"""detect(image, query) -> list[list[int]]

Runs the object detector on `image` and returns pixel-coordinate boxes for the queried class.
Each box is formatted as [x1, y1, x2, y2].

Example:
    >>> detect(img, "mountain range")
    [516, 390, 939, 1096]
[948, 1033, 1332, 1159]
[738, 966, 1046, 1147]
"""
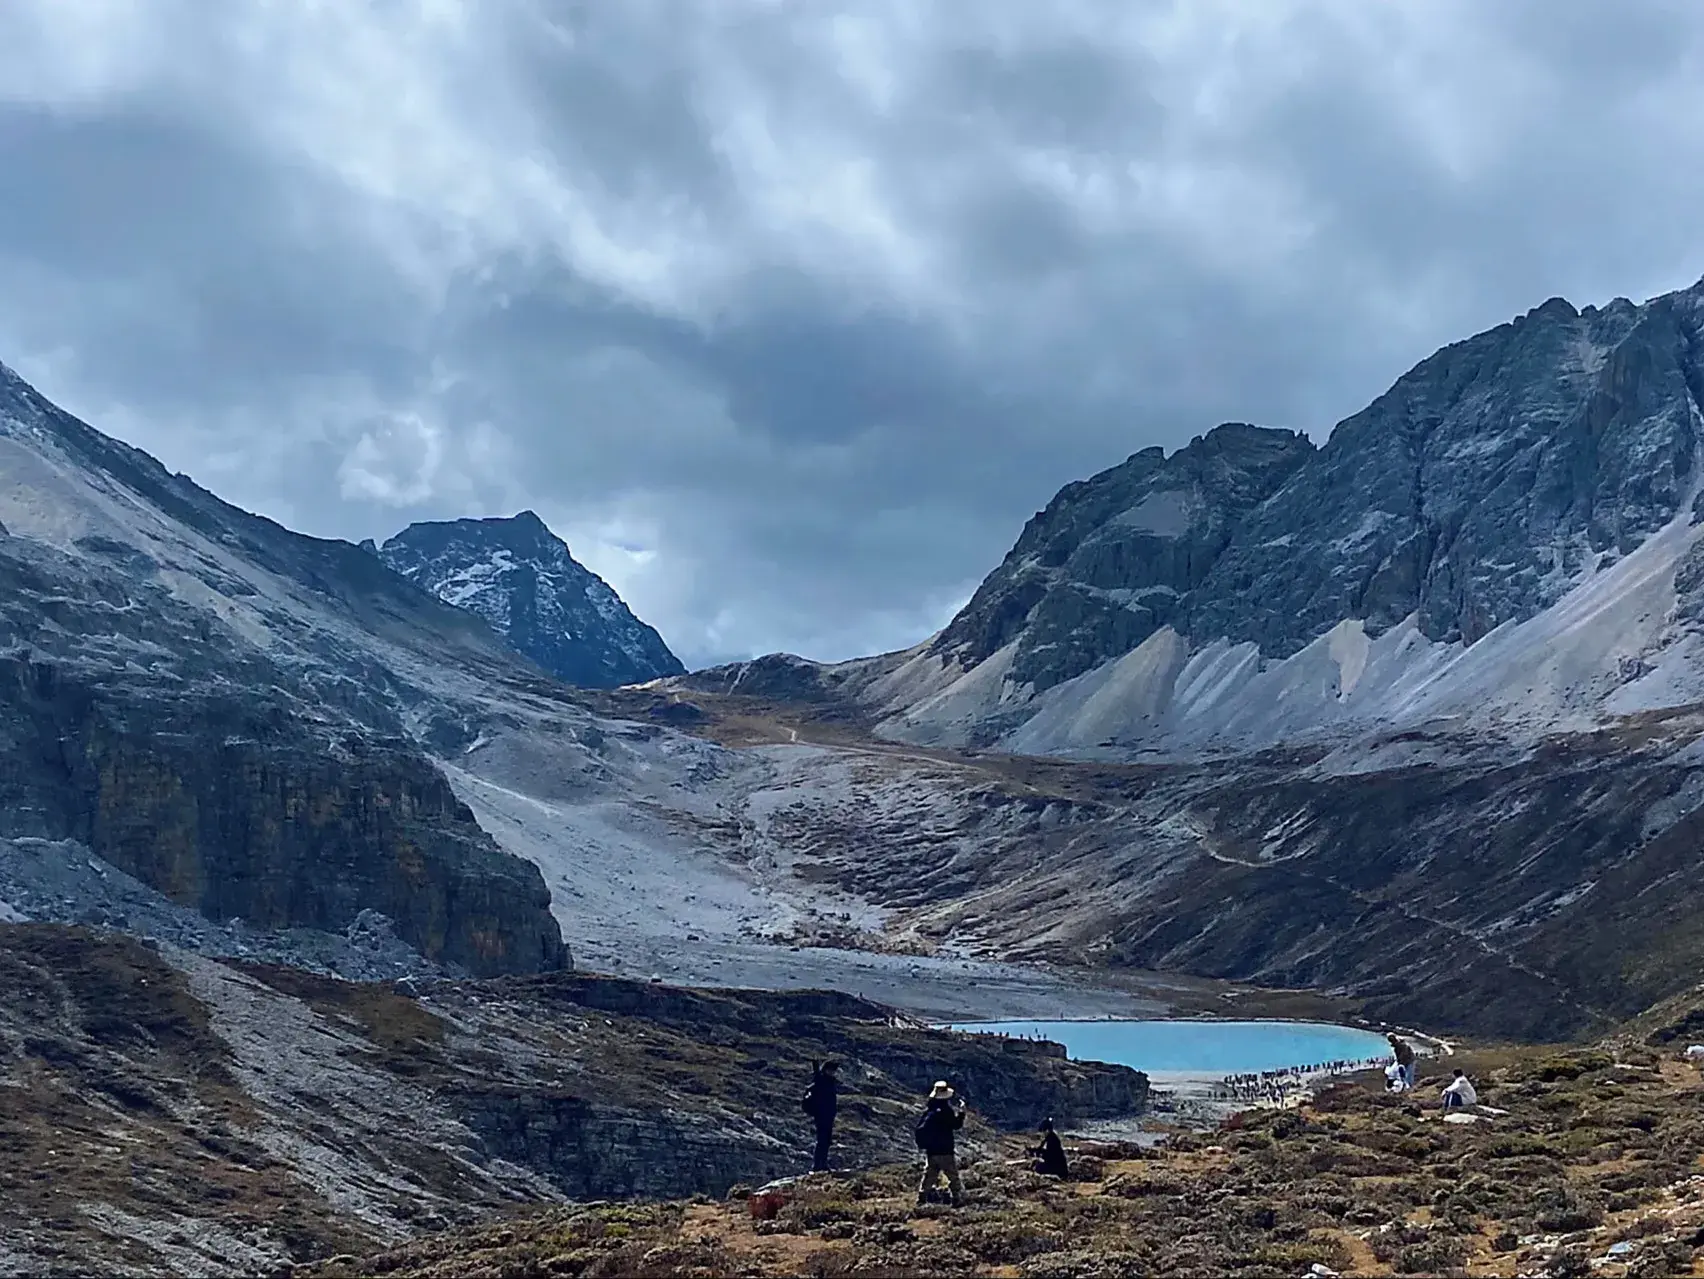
[13, 276, 1704, 1267]
[684, 278, 1704, 761]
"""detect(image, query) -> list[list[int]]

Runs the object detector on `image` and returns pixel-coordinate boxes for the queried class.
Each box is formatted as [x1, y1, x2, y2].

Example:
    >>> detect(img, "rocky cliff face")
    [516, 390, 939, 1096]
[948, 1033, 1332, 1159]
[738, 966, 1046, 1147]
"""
[0, 361, 569, 975]
[380, 513, 683, 689]
[935, 423, 1316, 692]
[1188, 292, 1704, 653]
[846, 278, 1704, 755]
[946, 288, 1704, 676]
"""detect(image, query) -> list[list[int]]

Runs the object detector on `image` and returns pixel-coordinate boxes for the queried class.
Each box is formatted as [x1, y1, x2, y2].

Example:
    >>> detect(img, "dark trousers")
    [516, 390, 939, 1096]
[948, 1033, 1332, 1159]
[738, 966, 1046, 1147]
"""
[812, 1122, 834, 1171]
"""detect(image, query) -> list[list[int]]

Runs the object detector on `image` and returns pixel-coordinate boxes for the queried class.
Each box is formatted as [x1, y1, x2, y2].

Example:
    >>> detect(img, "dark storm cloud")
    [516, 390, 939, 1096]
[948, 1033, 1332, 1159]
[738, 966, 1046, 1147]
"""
[2, 0, 1703, 666]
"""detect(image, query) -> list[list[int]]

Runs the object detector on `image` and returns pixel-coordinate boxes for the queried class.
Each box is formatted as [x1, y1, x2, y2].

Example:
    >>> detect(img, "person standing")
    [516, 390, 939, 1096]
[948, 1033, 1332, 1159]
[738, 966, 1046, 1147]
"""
[802, 1060, 839, 1172]
[915, 1081, 966, 1206]
[1388, 1034, 1417, 1090]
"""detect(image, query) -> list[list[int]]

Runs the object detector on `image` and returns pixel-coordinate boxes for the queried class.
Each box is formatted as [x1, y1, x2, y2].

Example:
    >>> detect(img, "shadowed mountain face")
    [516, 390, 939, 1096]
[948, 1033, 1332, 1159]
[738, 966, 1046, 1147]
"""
[0, 361, 569, 976]
[380, 513, 684, 690]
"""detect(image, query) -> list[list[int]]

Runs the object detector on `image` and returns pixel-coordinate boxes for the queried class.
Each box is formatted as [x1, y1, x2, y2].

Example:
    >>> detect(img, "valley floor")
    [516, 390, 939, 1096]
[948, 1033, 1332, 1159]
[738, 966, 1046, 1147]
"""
[442, 723, 1356, 1027]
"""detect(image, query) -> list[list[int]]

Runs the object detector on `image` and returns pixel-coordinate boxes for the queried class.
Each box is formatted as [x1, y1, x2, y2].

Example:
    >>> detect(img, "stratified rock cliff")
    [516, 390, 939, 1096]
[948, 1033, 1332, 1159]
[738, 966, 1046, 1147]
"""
[0, 361, 569, 976]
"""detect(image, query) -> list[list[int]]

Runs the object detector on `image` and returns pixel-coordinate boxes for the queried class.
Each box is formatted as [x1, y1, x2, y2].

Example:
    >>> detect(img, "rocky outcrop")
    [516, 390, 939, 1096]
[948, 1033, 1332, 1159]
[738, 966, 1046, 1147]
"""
[381, 512, 683, 688]
[673, 652, 855, 703]
[448, 1090, 794, 1200]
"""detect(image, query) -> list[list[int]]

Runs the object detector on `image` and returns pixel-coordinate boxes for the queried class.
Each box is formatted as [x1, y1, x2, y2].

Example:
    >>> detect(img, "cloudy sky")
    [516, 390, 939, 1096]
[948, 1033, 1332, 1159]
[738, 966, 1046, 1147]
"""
[2, 1, 1703, 667]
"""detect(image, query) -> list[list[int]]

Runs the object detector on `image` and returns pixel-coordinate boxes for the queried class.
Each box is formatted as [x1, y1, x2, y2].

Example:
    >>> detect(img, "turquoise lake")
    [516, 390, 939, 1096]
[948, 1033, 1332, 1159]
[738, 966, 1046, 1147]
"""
[946, 1019, 1393, 1077]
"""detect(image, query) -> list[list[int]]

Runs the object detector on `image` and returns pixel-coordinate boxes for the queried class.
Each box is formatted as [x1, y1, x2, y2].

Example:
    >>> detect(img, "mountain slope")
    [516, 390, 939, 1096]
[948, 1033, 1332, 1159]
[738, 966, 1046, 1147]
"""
[380, 512, 684, 689]
[860, 279, 1704, 755]
[0, 360, 569, 975]
[0, 924, 1144, 1274]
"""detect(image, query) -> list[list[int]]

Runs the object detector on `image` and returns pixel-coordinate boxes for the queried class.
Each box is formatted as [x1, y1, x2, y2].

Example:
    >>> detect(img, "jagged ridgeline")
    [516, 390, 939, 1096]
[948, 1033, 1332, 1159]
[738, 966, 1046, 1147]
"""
[0, 362, 568, 975]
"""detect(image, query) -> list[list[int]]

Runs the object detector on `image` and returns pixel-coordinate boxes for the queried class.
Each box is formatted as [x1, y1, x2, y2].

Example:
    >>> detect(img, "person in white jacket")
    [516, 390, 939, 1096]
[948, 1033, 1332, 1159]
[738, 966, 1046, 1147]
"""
[1441, 1069, 1478, 1109]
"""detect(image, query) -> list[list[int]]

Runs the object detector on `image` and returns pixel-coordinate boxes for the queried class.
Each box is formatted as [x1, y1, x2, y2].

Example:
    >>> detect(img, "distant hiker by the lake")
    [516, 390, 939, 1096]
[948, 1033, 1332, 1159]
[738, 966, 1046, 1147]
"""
[915, 1080, 966, 1206]
[1031, 1117, 1069, 1179]
[802, 1060, 839, 1171]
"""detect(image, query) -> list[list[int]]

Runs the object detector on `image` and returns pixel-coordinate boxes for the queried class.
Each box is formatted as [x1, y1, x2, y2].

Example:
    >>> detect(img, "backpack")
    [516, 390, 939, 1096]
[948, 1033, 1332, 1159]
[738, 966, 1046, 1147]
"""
[801, 1083, 818, 1117]
[914, 1105, 944, 1150]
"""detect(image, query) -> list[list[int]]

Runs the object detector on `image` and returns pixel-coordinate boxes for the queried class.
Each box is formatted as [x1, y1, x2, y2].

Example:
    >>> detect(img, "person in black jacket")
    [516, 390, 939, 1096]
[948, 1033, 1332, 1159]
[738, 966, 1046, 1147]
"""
[1388, 1034, 1416, 1091]
[915, 1081, 966, 1206]
[802, 1060, 839, 1171]
[1031, 1117, 1069, 1178]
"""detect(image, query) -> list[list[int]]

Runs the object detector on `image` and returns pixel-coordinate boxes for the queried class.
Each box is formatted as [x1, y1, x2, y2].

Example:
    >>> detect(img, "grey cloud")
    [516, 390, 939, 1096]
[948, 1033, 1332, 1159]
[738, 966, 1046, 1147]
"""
[2, 0, 1704, 667]
[0, 106, 430, 405]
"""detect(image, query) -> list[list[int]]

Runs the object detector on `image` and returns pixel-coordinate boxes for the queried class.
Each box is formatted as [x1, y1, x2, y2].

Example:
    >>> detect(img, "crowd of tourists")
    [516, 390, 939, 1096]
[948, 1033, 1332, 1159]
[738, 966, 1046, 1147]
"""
[1209, 1054, 1389, 1104]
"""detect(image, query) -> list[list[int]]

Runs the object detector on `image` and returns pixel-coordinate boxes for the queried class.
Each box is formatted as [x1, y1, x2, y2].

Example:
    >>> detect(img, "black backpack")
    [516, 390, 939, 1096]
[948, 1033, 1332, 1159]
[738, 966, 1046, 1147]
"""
[914, 1105, 942, 1150]
[801, 1082, 819, 1117]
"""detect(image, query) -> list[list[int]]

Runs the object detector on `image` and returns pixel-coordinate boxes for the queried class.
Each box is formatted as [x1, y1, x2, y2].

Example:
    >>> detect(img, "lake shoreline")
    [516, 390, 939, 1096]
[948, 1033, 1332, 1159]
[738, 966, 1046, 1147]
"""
[943, 1015, 1445, 1136]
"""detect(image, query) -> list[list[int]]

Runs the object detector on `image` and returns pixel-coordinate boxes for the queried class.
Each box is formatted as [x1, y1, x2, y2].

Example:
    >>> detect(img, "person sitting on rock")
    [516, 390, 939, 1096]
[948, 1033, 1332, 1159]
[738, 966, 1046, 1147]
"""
[1440, 1068, 1478, 1110]
[1031, 1117, 1070, 1179]
[915, 1081, 966, 1207]
[802, 1060, 839, 1171]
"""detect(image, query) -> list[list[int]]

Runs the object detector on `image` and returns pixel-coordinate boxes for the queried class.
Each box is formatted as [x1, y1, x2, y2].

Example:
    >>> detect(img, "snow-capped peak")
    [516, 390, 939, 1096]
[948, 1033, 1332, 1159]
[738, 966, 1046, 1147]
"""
[379, 512, 684, 688]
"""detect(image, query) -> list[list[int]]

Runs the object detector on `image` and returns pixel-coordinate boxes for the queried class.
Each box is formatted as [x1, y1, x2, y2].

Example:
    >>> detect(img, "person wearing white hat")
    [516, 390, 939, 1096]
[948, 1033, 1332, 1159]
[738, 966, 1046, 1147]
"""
[914, 1081, 966, 1206]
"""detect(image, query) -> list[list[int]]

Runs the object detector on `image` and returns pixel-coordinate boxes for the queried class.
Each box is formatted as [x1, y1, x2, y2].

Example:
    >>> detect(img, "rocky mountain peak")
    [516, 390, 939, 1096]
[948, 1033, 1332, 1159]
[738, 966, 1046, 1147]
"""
[963, 277, 1704, 678]
[870, 274, 1704, 754]
[380, 513, 684, 689]
[932, 421, 1316, 692]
